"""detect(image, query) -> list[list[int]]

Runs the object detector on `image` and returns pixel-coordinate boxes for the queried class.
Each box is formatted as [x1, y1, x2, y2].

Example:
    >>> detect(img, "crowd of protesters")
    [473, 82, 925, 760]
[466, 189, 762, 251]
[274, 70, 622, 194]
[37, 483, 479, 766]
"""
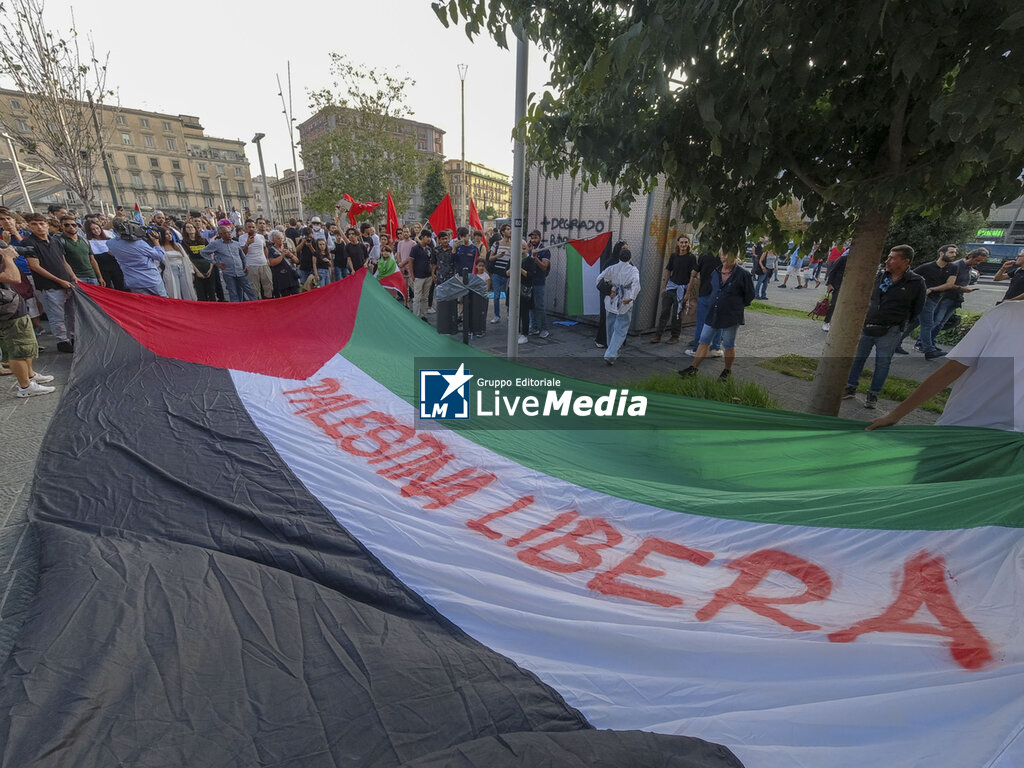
[0, 203, 561, 397]
[1, 197, 1020, 427]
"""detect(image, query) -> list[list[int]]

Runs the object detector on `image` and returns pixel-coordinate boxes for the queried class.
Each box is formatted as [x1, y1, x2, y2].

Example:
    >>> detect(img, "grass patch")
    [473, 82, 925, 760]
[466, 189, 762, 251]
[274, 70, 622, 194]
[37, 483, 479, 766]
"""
[748, 300, 826, 321]
[756, 354, 949, 413]
[630, 372, 780, 409]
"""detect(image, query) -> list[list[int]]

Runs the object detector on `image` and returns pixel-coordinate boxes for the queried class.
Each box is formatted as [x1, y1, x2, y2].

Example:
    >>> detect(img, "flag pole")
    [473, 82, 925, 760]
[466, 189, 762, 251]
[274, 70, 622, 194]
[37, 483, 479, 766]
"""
[506, 28, 528, 360]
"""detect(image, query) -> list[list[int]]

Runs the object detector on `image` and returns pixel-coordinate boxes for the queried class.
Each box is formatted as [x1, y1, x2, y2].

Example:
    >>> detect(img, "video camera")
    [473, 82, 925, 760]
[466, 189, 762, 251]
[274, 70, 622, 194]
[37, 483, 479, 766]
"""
[112, 219, 158, 242]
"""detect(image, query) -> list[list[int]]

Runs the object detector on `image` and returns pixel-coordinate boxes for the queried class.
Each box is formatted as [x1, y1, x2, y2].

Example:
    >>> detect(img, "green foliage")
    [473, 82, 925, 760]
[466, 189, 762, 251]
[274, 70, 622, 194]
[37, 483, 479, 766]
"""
[420, 161, 448, 220]
[302, 54, 424, 217]
[908, 309, 982, 346]
[630, 372, 779, 410]
[0, 0, 117, 207]
[756, 354, 949, 413]
[748, 300, 821, 321]
[886, 210, 987, 266]
[433, 0, 1024, 251]
[478, 204, 498, 221]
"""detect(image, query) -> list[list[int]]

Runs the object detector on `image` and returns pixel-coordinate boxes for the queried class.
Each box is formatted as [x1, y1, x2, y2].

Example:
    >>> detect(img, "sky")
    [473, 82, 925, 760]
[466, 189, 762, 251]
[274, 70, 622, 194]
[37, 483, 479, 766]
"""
[45, 0, 552, 182]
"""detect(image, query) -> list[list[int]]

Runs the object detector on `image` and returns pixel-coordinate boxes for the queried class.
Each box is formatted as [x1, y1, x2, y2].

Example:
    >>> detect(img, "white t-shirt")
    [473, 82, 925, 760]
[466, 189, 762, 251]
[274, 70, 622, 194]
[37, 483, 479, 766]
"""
[935, 302, 1023, 432]
[240, 233, 267, 267]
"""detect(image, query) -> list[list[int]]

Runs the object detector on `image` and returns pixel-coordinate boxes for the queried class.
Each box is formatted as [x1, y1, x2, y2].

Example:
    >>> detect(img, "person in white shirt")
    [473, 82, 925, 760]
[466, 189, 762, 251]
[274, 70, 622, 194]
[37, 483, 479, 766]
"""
[240, 219, 272, 299]
[360, 222, 381, 263]
[868, 301, 1024, 432]
[596, 241, 640, 365]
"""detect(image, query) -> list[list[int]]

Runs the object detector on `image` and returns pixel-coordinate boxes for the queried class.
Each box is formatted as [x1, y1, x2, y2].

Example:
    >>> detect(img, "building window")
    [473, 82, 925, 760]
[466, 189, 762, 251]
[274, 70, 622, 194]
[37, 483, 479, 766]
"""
[139, 118, 150, 128]
[117, 114, 127, 125]
[237, 181, 246, 196]
[130, 173, 143, 188]
[171, 160, 180, 170]
[137, 193, 148, 205]
[166, 138, 176, 151]
[197, 162, 206, 172]
[157, 194, 169, 207]
[121, 133, 132, 145]
[216, 164, 225, 175]
[149, 157, 159, 168]
[10, 98, 21, 110]
[174, 178, 186, 192]
[126, 155, 138, 166]
[203, 196, 214, 208]
[177, 195, 188, 209]
[144, 135, 155, 148]
[234, 167, 242, 177]
[201, 178, 211, 192]
[154, 176, 165, 191]
[162, 121, 173, 132]
[16, 119, 29, 132]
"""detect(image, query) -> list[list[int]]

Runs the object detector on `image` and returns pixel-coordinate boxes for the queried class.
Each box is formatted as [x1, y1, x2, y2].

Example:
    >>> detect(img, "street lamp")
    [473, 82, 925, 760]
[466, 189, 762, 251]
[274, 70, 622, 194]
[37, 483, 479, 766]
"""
[252, 133, 272, 220]
[458, 64, 468, 226]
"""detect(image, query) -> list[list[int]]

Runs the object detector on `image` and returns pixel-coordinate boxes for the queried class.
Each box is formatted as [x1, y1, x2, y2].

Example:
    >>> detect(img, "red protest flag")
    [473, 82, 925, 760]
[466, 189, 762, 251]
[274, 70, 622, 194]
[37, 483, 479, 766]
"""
[468, 199, 483, 232]
[428, 193, 457, 236]
[385, 190, 399, 241]
[342, 193, 382, 227]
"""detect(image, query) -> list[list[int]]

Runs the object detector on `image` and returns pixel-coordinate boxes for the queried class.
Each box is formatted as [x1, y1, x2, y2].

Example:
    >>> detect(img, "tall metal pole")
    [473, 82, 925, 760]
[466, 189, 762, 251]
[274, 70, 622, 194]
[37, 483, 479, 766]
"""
[86, 90, 119, 209]
[217, 177, 227, 214]
[2, 134, 31, 211]
[458, 64, 468, 227]
[274, 162, 285, 224]
[277, 63, 304, 222]
[506, 31, 528, 360]
[252, 133, 272, 219]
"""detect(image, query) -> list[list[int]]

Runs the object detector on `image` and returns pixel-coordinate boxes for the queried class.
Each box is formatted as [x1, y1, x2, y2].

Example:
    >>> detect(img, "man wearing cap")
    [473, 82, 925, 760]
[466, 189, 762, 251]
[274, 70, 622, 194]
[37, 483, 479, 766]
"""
[527, 230, 551, 337]
[201, 226, 255, 302]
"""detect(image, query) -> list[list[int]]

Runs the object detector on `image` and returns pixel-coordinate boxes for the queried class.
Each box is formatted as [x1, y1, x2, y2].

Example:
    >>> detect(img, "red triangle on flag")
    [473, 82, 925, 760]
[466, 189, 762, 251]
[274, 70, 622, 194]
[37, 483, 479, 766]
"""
[568, 231, 612, 267]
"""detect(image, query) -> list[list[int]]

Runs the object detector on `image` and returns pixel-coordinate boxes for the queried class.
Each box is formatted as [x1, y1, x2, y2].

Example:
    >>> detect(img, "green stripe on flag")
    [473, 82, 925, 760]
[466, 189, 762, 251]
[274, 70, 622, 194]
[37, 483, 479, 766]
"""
[340, 272, 1024, 531]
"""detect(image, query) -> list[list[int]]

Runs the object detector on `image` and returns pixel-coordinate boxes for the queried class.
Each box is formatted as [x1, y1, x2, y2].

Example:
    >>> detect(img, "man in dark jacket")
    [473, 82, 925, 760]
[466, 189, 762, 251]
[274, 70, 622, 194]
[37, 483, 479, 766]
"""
[843, 245, 926, 409]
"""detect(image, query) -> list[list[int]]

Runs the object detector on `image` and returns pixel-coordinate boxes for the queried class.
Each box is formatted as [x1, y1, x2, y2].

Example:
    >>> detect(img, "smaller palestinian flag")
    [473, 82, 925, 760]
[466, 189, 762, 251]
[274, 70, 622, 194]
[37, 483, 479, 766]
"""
[565, 231, 612, 315]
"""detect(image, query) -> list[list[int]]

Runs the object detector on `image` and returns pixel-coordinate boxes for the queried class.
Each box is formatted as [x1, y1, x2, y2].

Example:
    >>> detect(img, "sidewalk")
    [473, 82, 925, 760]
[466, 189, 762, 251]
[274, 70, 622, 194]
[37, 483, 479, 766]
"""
[0, 343, 71, 663]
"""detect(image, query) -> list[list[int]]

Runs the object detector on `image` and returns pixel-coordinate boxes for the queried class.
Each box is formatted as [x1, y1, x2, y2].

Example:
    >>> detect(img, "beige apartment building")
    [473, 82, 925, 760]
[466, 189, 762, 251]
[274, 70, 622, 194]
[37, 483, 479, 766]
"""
[0, 87, 254, 217]
[443, 160, 511, 223]
[297, 107, 444, 221]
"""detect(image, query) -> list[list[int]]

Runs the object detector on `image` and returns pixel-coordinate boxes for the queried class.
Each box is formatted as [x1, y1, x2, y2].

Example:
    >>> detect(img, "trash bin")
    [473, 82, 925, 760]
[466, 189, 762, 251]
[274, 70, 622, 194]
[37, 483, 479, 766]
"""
[435, 299, 460, 334]
[466, 290, 487, 334]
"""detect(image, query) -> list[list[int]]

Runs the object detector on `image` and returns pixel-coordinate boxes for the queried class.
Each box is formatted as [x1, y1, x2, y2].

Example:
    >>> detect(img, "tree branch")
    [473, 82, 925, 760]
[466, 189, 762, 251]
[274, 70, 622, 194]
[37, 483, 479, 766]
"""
[781, 147, 828, 197]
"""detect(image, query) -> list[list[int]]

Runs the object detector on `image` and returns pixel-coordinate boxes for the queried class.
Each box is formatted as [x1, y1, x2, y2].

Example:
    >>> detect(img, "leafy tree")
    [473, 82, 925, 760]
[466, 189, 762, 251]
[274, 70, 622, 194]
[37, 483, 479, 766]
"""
[886, 210, 986, 267]
[0, 0, 117, 209]
[435, 0, 1024, 415]
[420, 160, 447, 220]
[302, 54, 423, 218]
[478, 204, 498, 221]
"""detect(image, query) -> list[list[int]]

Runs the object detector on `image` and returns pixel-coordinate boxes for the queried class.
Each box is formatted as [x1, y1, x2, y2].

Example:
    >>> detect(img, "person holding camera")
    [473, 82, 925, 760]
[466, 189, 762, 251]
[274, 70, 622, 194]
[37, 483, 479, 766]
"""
[105, 220, 168, 299]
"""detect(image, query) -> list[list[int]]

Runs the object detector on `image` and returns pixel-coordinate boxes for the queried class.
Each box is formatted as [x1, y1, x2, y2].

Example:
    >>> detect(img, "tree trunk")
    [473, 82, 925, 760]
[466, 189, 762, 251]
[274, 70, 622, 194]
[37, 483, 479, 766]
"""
[808, 205, 894, 416]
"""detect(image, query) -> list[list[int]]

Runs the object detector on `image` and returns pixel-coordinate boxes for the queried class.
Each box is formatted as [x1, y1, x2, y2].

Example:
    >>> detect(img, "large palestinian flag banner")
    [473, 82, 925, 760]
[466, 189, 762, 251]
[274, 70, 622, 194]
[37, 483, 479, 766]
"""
[2, 270, 1023, 768]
